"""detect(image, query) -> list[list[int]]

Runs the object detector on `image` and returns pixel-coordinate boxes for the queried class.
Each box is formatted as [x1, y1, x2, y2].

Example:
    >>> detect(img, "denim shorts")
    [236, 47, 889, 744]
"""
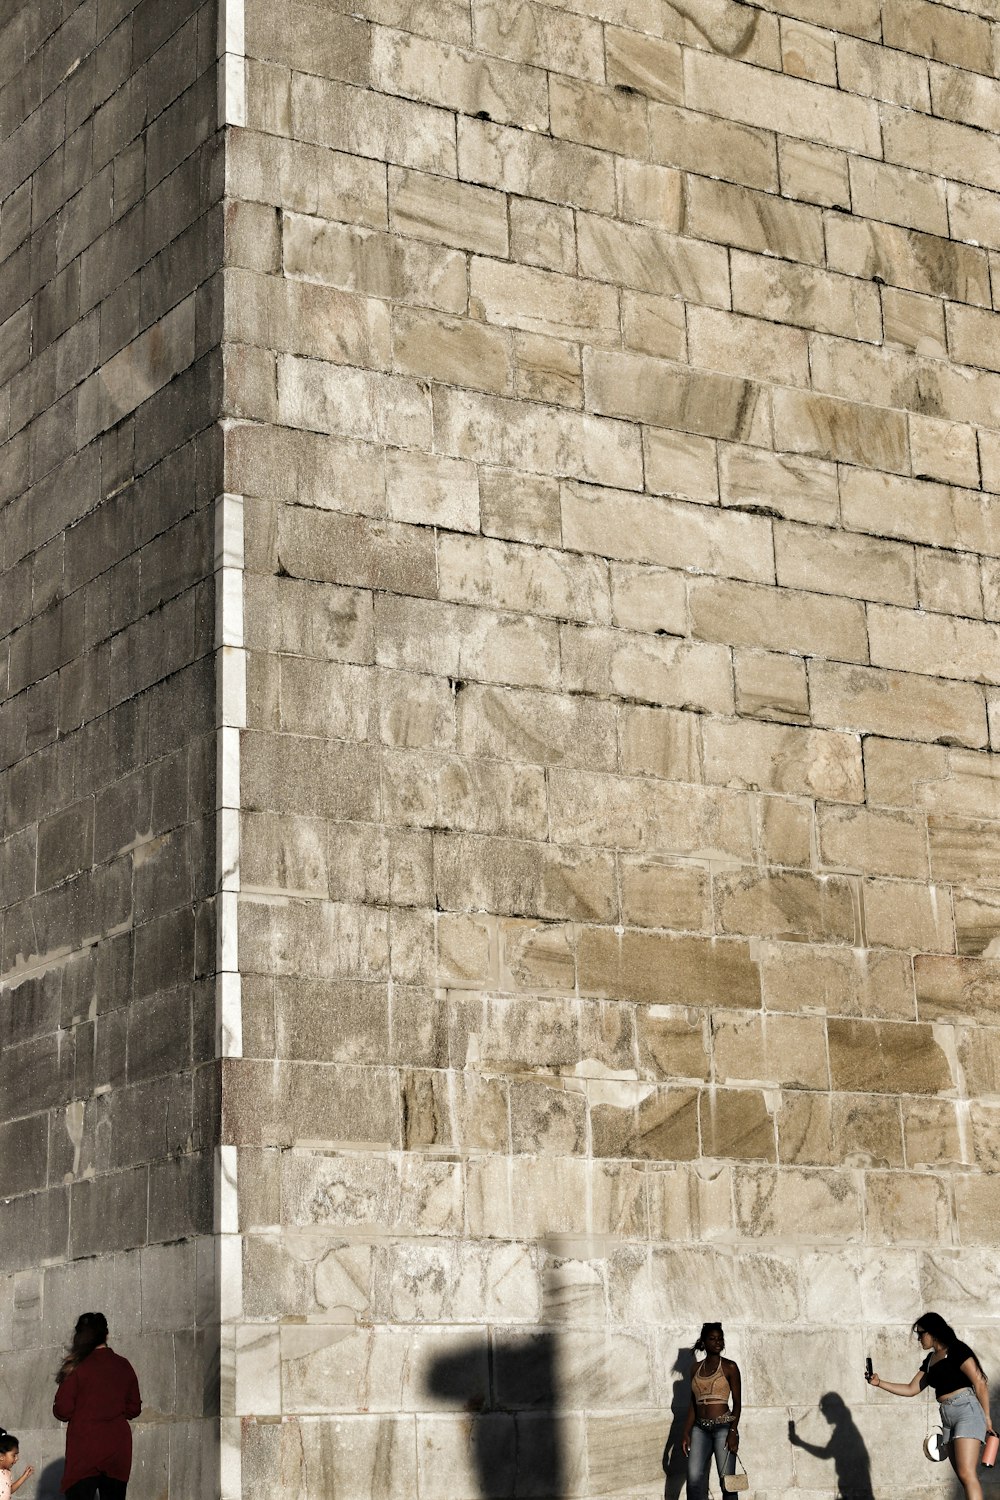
[940, 1387, 987, 1442]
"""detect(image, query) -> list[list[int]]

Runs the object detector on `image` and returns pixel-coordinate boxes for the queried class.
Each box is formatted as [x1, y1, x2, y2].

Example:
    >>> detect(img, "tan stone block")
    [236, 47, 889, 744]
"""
[499, 920, 576, 993]
[718, 443, 839, 527]
[242, 732, 380, 820]
[292, 74, 457, 174]
[929, 813, 1000, 886]
[436, 912, 497, 988]
[382, 748, 547, 838]
[434, 831, 616, 922]
[955, 1172, 1000, 1243]
[242, 811, 328, 895]
[277, 353, 432, 447]
[472, 0, 604, 80]
[223, 1057, 396, 1147]
[687, 305, 810, 387]
[636, 1006, 710, 1082]
[578, 927, 760, 1009]
[772, 386, 908, 472]
[776, 1093, 904, 1169]
[779, 521, 916, 606]
[861, 738, 950, 811]
[818, 806, 928, 881]
[947, 182, 1000, 254]
[509, 197, 576, 274]
[433, 386, 644, 489]
[385, 449, 479, 532]
[457, 116, 614, 214]
[864, 1171, 952, 1245]
[547, 769, 752, 860]
[646, 1160, 734, 1241]
[621, 858, 710, 932]
[948, 304, 1000, 379]
[777, 138, 850, 209]
[882, 287, 947, 358]
[275, 505, 436, 596]
[584, 1411, 675, 1497]
[576, 213, 730, 304]
[714, 868, 857, 943]
[868, 604, 1000, 687]
[684, 175, 824, 266]
[780, 17, 836, 82]
[734, 650, 809, 725]
[684, 49, 880, 153]
[641, 428, 718, 503]
[689, 576, 868, 665]
[825, 212, 990, 307]
[609, 563, 688, 636]
[227, 422, 387, 516]
[954, 890, 1000, 957]
[619, 706, 702, 782]
[560, 624, 735, 716]
[593, 1161, 650, 1238]
[388, 167, 508, 256]
[909, 413, 980, 490]
[591, 1084, 699, 1161]
[277, 656, 375, 741]
[469, 256, 619, 346]
[449, 992, 579, 1074]
[703, 718, 864, 803]
[884, 0, 992, 73]
[712, 1012, 828, 1089]
[375, 594, 560, 690]
[439, 532, 610, 626]
[808, 661, 987, 749]
[916, 953, 1000, 1024]
[761, 941, 915, 1020]
[372, 29, 548, 132]
[835, 36, 931, 111]
[247, 0, 370, 78]
[621, 290, 686, 361]
[244, 576, 374, 664]
[562, 482, 772, 582]
[246, 56, 293, 136]
[699, 1088, 775, 1162]
[282, 211, 467, 313]
[480, 468, 561, 546]
[971, 1104, 1000, 1173]
[849, 157, 948, 237]
[615, 159, 682, 232]
[391, 306, 513, 394]
[864, 879, 955, 953]
[841, 468, 1000, 558]
[456, 683, 618, 771]
[903, 1099, 964, 1170]
[605, 28, 682, 104]
[378, 670, 455, 751]
[513, 332, 582, 408]
[734, 1167, 863, 1240]
[226, 129, 389, 228]
[550, 74, 648, 157]
[884, 103, 1000, 196]
[649, 102, 777, 192]
[758, 794, 813, 869]
[587, 348, 770, 445]
[828, 1017, 952, 1096]
[917, 549, 982, 619]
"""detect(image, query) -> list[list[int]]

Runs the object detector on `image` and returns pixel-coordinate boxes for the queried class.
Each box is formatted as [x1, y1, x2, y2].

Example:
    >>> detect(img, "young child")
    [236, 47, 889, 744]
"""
[0, 1430, 33, 1496]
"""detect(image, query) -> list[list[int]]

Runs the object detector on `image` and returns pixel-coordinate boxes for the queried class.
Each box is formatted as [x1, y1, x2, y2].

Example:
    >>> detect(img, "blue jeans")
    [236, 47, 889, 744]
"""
[687, 1420, 736, 1500]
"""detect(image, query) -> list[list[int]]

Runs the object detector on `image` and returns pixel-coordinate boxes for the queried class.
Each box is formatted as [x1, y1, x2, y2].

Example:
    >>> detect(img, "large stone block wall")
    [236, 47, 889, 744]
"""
[221, 2, 1000, 1498]
[0, 2, 223, 1495]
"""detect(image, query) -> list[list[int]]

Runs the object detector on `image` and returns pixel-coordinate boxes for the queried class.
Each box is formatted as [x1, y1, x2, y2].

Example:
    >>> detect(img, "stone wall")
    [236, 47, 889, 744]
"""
[8, 1, 1000, 1498]
[0, 1, 223, 1494]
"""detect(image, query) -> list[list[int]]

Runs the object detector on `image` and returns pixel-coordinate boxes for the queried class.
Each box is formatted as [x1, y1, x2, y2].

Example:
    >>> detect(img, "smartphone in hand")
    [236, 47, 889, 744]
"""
[865, 1357, 873, 1383]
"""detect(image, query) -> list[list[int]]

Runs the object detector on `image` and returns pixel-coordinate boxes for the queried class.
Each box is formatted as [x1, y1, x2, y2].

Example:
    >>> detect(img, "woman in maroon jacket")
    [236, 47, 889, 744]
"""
[53, 1313, 142, 1499]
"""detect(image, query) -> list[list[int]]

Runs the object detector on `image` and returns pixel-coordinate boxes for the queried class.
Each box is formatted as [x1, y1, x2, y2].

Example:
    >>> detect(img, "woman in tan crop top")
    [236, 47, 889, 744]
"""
[682, 1323, 742, 1500]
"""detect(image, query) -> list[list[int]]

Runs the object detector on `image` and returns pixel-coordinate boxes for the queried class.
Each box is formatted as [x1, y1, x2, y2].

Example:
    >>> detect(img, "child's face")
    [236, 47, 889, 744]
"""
[0, 1449, 17, 1471]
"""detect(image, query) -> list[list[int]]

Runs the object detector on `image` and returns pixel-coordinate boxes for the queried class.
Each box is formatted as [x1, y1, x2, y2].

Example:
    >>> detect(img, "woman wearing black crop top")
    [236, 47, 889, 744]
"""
[868, 1311, 994, 1500]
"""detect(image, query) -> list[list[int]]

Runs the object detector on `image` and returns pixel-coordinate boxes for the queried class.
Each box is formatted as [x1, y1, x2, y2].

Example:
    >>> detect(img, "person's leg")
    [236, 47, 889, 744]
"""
[65, 1481, 100, 1500]
[96, 1479, 128, 1500]
[686, 1424, 712, 1500]
[949, 1437, 984, 1500]
[712, 1424, 736, 1487]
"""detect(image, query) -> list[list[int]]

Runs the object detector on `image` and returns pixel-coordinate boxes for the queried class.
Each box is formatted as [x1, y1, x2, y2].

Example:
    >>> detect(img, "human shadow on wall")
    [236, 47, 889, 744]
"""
[788, 1392, 874, 1499]
[426, 1331, 563, 1499]
[33, 1460, 64, 1499]
[661, 1346, 696, 1500]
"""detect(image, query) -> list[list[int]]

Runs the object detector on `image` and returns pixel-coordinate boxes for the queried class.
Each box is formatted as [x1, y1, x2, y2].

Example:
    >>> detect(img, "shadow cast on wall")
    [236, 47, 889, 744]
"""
[661, 1346, 696, 1500]
[789, 1392, 873, 1500]
[33, 1459, 64, 1500]
[426, 1332, 563, 1499]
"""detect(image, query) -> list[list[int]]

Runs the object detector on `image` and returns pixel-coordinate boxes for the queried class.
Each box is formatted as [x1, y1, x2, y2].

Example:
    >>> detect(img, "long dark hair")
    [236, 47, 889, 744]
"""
[913, 1312, 986, 1379]
[695, 1322, 725, 1352]
[0, 1429, 18, 1455]
[56, 1311, 109, 1385]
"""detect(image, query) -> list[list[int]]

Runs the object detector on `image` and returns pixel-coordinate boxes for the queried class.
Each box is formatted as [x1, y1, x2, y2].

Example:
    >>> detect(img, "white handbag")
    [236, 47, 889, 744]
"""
[723, 1456, 749, 1492]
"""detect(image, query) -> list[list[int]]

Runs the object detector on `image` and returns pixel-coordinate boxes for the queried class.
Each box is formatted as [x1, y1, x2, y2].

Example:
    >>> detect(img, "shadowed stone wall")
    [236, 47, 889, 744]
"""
[8, 2, 1000, 1498]
[0, 1, 224, 1494]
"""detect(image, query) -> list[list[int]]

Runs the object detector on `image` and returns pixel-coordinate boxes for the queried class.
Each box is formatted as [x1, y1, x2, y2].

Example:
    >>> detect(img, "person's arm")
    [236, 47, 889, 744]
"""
[869, 1369, 924, 1397]
[11, 1467, 35, 1493]
[787, 1421, 833, 1458]
[123, 1363, 142, 1421]
[726, 1363, 742, 1453]
[961, 1357, 994, 1433]
[53, 1369, 78, 1422]
[681, 1388, 697, 1457]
